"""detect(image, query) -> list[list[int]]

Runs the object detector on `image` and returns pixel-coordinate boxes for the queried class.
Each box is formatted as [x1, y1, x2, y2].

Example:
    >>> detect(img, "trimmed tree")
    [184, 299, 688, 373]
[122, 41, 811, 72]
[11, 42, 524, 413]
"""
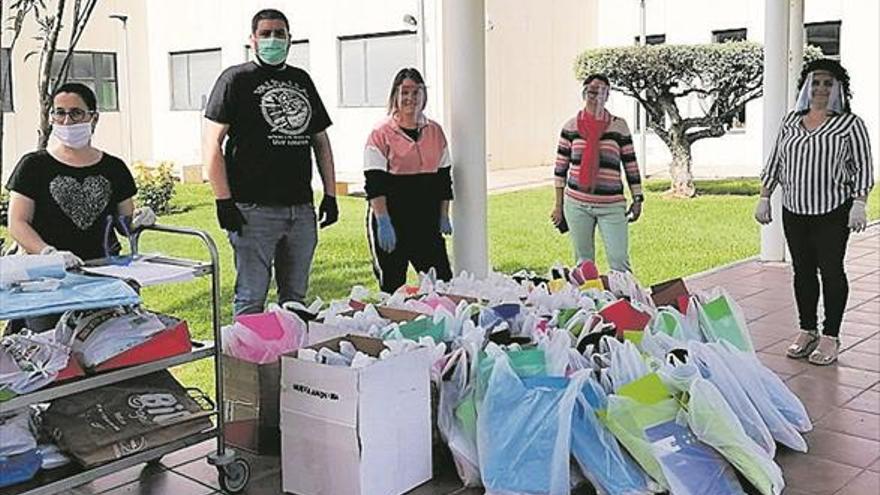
[575, 42, 821, 197]
[3, 0, 98, 153]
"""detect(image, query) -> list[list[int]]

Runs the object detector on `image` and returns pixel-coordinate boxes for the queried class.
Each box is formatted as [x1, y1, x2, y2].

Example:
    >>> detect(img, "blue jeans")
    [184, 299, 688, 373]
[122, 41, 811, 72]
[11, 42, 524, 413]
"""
[228, 203, 317, 316]
[563, 196, 631, 272]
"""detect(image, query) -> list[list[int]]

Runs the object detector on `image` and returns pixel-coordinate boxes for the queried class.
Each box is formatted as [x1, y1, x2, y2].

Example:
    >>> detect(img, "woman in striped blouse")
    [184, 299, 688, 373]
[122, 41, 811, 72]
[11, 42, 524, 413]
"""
[756, 59, 874, 366]
[551, 74, 644, 272]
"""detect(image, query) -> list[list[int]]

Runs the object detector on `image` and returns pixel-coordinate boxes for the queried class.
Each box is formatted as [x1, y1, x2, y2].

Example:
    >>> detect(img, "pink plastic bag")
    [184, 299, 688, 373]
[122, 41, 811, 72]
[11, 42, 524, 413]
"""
[221, 305, 306, 364]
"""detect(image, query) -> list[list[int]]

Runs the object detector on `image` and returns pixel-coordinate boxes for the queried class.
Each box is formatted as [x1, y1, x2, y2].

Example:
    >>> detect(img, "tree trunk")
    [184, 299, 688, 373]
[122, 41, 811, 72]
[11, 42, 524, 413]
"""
[36, 0, 67, 150]
[668, 135, 695, 198]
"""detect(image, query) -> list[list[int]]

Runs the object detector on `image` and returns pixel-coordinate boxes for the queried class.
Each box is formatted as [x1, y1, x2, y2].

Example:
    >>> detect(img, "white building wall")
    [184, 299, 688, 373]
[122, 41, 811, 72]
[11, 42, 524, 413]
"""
[143, 0, 433, 184]
[596, 0, 879, 179]
[1, 0, 151, 183]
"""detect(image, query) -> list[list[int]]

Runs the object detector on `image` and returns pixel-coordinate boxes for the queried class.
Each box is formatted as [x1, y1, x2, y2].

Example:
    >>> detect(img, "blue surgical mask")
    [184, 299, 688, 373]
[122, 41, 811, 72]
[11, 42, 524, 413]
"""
[257, 38, 289, 66]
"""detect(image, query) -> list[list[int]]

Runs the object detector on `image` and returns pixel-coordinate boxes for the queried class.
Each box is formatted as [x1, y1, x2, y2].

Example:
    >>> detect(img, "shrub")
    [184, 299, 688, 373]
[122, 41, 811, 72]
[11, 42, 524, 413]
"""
[134, 161, 176, 214]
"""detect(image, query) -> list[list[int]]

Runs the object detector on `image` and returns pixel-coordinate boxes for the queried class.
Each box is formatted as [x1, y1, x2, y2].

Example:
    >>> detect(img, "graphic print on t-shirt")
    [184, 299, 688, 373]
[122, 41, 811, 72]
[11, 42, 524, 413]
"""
[49, 175, 111, 230]
[255, 79, 312, 146]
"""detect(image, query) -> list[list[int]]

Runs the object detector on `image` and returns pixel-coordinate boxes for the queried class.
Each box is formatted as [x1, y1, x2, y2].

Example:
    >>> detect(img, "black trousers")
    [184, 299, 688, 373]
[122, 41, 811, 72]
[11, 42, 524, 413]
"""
[782, 201, 852, 337]
[366, 209, 452, 294]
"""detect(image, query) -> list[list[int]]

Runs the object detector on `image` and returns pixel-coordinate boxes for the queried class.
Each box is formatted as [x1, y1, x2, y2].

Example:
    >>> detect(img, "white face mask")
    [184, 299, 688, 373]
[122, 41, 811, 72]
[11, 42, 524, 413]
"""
[51, 122, 93, 149]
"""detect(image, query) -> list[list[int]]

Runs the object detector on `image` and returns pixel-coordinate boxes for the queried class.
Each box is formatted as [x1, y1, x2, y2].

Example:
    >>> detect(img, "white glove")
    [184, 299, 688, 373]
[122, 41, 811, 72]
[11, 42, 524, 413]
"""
[40, 245, 83, 269]
[754, 197, 772, 224]
[848, 200, 867, 232]
[132, 206, 157, 229]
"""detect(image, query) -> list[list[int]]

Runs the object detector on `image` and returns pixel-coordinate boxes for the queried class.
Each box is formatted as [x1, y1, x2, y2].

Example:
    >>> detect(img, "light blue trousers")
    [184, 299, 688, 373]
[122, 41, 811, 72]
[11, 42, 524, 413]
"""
[228, 203, 318, 315]
[563, 196, 632, 272]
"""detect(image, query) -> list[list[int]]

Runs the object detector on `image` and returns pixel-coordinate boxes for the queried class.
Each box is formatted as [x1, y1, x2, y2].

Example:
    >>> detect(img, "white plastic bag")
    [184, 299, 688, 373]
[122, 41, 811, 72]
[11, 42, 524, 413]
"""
[711, 343, 807, 452]
[606, 338, 649, 392]
[686, 378, 785, 495]
[0, 409, 37, 457]
[688, 342, 776, 457]
[437, 348, 482, 487]
[0, 331, 71, 396]
[722, 341, 812, 433]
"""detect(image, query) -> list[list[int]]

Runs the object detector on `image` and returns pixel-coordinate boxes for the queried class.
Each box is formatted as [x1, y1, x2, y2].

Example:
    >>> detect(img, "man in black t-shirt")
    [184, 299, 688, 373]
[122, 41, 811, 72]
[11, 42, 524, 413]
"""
[203, 8, 338, 315]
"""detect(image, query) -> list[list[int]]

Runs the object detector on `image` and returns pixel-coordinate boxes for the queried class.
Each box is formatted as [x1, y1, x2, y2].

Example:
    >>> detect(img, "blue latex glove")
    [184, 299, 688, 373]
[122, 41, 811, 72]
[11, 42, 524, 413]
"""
[375, 214, 397, 252]
[440, 214, 453, 235]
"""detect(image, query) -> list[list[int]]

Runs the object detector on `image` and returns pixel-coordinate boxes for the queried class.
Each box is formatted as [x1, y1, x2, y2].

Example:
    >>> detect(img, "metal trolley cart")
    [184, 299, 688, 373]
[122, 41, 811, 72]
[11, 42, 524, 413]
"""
[0, 225, 250, 494]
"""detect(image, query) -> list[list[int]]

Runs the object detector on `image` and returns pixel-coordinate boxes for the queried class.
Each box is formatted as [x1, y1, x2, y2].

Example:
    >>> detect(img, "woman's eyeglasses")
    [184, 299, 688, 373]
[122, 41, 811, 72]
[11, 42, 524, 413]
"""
[50, 108, 94, 124]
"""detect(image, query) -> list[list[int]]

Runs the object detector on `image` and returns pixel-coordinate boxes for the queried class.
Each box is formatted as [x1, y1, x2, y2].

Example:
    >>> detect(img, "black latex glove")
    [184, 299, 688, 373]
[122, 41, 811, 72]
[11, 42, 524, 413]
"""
[318, 195, 339, 228]
[216, 199, 246, 234]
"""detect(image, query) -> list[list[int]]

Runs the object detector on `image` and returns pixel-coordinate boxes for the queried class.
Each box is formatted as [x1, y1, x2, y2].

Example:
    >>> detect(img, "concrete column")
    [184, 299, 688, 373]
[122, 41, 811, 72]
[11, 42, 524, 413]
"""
[443, 0, 489, 278]
[760, 0, 790, 262]
[788, 0, 805, 104]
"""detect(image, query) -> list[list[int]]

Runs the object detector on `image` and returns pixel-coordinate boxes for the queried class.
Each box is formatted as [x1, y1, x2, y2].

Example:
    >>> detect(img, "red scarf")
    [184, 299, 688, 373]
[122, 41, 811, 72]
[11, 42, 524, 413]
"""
[576, 109, 610, 190]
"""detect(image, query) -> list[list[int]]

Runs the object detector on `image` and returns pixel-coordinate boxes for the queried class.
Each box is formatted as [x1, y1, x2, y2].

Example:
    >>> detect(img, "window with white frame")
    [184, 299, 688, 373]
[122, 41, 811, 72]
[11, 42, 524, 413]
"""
[633, 34, 666, 45]
[805, 21, 841, 59]
[170, 49, 222, 111]
[712, 28, 748, 129]
[338, 31, 418, 107]
[1, 48, 12, 112]
[712, 28, 747, 43]
[245, 40, 310, 71]
[51, 51, 118, 111]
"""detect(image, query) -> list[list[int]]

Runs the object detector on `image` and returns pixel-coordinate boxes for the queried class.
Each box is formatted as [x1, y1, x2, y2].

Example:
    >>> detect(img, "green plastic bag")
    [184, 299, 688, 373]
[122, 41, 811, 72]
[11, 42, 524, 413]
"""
[698, 293, 754, 352]
[599, 373, 676, 487]
[394, 317, 445, 342]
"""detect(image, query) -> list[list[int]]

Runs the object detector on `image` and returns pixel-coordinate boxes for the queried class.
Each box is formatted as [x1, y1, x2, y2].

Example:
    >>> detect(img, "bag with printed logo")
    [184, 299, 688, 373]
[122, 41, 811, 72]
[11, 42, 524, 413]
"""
[43, 370, 213, 467]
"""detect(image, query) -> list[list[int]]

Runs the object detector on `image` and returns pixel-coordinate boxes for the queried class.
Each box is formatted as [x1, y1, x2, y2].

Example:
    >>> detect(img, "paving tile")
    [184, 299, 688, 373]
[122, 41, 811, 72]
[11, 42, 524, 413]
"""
[836, 470, 880, 495]
[869, 458, 880, 473]
[157, 440, 215, 469]
[786, 375, 864, 407]
[98, 469, 215, 495]
[801, 366, 880, 390]
[756, 352, 814, 376]
[851, 338, 880, 356]
[842, 321, 880, 338]
[844, 390, 880, 415]
[752, 333, 788, 351]
[801, 428, 880, 469]
[776, 453, 862, 494]
[817, 408, 880, 441]
[844, 311, 880, 327]
[73, 463, 166, 494]
[837, 351, 880, 373]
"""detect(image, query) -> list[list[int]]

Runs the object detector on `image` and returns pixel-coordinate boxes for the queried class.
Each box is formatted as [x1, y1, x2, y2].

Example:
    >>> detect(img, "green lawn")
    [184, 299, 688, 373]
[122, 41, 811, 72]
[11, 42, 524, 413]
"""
[2, 179, 878, 395]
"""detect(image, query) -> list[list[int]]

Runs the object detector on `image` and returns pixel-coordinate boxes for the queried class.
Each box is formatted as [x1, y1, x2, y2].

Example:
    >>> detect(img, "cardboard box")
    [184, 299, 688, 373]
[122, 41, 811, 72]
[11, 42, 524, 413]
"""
[307, 306, 427, 346]
[222, 355, 281, 455]
[280, 335, 432, 495]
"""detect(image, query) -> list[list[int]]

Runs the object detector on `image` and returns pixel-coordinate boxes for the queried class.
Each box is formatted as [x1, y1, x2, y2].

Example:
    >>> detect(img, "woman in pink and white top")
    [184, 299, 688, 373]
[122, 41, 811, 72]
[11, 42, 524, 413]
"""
[363, 68, 453, 293]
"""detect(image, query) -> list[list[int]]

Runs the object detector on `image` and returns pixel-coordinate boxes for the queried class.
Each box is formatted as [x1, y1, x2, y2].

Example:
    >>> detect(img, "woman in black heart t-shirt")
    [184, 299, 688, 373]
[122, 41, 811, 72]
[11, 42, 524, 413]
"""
[6, 83, 139, 265]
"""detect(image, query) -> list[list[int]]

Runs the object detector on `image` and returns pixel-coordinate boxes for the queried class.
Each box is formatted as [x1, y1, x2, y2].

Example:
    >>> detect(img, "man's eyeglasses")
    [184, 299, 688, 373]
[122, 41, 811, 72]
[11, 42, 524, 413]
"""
[50, 108, 94, 124]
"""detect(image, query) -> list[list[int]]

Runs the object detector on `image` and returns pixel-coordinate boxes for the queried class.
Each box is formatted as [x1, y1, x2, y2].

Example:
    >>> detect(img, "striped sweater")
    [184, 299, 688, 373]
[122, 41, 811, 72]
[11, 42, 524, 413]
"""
[554, 112, 643, 204]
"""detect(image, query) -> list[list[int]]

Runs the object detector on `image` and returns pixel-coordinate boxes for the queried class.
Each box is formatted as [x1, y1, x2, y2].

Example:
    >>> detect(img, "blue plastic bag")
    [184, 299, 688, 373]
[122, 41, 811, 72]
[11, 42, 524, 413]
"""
[477, 354, 581, 495]
[571, 378, 650, 495]
[0, 273, 140, 320]
[0, 449, 42, 489]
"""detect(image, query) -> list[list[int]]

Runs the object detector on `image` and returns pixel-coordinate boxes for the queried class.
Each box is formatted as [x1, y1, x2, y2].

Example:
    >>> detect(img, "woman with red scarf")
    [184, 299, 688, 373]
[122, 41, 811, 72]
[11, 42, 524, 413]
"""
[551, 74, 644, 272]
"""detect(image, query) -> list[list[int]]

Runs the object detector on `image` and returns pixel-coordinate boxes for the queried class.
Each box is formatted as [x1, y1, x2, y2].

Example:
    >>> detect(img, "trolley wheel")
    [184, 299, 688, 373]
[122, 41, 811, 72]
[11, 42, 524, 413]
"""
[217, 458, 250, 493]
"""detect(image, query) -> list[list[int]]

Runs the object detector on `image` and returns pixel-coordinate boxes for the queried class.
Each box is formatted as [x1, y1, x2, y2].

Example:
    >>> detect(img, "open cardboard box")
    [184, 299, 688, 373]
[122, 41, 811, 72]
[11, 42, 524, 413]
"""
[308, 306, 427, 346]
[279, 335, 432, 495]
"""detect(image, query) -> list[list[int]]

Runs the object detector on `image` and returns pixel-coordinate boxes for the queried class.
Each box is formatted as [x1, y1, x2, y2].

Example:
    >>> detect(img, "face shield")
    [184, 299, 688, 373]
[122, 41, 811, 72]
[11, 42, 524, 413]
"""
[396, 83, 425, 116]
[794, 71, 844, 114]
[582, 83, 609, 118]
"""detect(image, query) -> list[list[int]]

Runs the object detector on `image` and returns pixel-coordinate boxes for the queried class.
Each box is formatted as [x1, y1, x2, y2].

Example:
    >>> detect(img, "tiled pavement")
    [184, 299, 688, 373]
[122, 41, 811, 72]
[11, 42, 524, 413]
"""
[70, 226, 879, 495]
